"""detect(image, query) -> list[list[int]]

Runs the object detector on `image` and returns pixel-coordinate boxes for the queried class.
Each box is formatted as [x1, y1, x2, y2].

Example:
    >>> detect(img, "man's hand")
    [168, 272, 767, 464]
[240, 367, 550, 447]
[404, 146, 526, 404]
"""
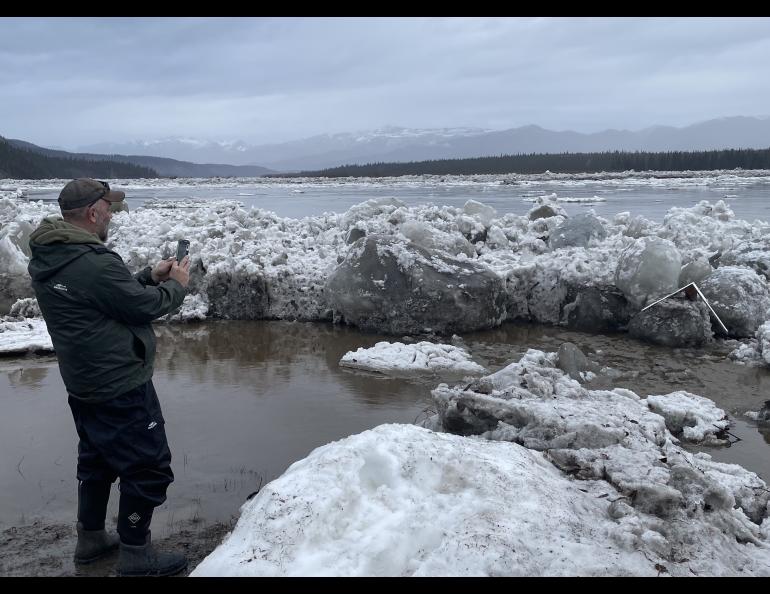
[169, 255, 191, 288]
[150, 257, 175, 284]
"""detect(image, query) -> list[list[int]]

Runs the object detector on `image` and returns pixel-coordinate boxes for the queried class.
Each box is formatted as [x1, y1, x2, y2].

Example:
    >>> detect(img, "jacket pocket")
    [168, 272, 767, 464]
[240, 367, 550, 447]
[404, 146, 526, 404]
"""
[127, 325, 156, 367]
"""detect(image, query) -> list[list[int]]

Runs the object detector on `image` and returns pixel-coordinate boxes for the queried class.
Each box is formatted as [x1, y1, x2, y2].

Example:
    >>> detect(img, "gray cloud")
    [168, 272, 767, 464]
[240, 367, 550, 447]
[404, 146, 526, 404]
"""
[1, 17, 768, 148]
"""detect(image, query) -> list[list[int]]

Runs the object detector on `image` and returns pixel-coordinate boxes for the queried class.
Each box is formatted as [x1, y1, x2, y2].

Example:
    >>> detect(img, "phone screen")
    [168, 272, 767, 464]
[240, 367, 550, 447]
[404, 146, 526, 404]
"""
[176, 240, 190, 262]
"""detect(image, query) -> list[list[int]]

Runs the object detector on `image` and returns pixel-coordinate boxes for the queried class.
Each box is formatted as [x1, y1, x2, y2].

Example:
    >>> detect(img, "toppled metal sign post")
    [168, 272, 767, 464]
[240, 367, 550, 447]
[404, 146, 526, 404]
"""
[641, 282, 729, 334]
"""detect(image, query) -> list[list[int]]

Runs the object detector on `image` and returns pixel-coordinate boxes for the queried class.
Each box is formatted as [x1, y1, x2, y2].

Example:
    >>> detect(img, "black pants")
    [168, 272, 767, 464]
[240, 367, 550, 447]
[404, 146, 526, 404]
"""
[68, 379, 174, 508]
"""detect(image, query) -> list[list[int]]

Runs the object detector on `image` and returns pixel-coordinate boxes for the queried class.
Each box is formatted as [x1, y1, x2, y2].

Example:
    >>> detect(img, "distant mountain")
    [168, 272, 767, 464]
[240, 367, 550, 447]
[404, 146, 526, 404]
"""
[78, 137, 254, 168]
[7, 139, 274, 178]
[74, 117, 770, 173]
[0, 136, 157, 179]
[77, 126, 493, 171]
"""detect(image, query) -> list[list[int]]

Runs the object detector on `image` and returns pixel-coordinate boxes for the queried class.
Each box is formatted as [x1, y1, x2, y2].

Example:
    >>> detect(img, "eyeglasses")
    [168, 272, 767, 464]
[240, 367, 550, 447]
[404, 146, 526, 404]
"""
[88, 181, 111, 207]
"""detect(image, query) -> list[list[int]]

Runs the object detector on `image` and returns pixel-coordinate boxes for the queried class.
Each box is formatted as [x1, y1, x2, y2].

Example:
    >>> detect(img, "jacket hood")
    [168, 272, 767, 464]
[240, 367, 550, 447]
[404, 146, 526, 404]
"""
[28, 216, 104, 282]
[29, 216, 103, 246]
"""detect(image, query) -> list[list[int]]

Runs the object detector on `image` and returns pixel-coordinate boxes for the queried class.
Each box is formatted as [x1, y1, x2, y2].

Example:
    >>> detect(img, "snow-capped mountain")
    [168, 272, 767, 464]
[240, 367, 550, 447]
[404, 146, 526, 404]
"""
[77, 117, 770, 173]
[77, 126, 492, 170]
[79, 137, 253, 164]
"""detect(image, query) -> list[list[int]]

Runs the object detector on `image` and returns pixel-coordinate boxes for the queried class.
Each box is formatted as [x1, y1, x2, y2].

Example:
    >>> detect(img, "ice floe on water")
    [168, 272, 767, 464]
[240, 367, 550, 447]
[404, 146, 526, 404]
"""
[339, 341, 486, 377]
[522, 192, 607, 203]
[192, 348, 770, 576]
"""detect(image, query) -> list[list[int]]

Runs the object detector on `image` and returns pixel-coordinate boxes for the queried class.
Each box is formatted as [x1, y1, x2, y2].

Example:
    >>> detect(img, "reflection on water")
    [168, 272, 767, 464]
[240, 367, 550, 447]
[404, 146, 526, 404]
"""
[1, 319, 769, 536]
[0, 321, 433, 534]
[6, 365, 51, 389]
[152, 321, 435, 406]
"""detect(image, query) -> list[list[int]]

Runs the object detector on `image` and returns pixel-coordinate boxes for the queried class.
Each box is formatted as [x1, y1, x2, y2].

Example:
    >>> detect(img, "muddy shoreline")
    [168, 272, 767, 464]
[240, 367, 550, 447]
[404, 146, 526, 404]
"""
[0, 517, 235, 577]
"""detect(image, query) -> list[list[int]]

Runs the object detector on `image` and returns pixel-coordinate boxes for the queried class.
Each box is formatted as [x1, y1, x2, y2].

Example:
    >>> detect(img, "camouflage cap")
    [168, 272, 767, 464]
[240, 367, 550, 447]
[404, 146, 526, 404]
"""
[58, 178, 126, 211]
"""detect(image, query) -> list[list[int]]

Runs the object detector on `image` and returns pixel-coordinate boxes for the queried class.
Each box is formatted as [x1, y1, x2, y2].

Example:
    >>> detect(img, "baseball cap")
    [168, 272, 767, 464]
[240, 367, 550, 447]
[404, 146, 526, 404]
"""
[58, 178, 127, 211]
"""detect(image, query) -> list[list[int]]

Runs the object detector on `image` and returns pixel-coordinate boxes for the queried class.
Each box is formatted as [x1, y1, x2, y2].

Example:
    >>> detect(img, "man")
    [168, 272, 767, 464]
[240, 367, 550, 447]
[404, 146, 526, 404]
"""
[27, 178, 191, 576]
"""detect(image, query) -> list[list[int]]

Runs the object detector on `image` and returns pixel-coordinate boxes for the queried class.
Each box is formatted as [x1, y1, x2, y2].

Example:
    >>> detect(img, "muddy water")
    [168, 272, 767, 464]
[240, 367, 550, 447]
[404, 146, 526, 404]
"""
[1, 320, 769, 552]
[0, 321, 434, 540]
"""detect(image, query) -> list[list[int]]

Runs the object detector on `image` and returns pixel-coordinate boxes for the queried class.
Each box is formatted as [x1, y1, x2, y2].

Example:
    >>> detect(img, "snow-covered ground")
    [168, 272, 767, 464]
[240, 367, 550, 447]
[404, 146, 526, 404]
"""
[192, 348, 770, 576]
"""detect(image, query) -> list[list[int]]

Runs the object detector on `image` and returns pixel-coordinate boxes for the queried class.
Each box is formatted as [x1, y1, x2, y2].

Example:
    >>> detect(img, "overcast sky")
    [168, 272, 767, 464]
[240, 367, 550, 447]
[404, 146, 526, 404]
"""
[2, 17, 769, 149]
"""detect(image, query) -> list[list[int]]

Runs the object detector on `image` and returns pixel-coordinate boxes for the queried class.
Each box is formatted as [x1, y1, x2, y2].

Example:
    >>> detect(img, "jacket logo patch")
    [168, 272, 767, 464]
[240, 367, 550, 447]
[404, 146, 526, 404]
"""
[128, 512, 141, 524]
[147, 421, 158, 430]
[53, 283, 68, 292]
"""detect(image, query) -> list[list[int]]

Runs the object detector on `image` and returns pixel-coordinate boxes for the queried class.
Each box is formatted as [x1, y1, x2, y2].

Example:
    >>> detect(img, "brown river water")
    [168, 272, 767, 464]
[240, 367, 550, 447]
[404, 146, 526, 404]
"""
[1, 319, 769, 575]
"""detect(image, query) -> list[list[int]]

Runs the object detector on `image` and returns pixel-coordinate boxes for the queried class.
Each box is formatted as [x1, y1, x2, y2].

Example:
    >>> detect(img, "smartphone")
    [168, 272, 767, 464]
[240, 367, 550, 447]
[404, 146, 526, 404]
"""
[176, 239, 190, 263]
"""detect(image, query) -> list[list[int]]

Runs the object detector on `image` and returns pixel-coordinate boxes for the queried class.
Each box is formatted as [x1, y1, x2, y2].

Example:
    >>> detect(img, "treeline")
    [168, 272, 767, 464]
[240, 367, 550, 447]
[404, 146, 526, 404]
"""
[0, 136, 158, 179]
[295, 147, 770, 178]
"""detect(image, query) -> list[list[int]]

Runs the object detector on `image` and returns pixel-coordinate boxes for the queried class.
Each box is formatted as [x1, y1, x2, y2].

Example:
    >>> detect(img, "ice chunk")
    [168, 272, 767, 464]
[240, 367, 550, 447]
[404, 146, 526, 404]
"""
[759, 322, 770, 366]
[556, 342, 600, 381]
[627, 299, 713, 347]
[615, 237, 682, 308]
[456, 214, 487, 244]
[339, 341, 486, 377]
[345, 227, 366, 245]
[0, 220, 34, 259]
[721, 239, 770, 280]
[549, 214, 607, 249]
[644, 391, 729, 444]
[9, 297, 41, 319]
[528, 203, 562, 220]
[678, 257, 713, 286]
[340, 197, 406, 227]
[399, 220, 474, 257]
[205, 271, 269, 320]
[0, 272, 34, 316]
[699, 266, 770, 337]
[485, 225, 509, 249]
[562, 286, 633, 333]
[426, 349, 770, 564]
[166, 293, 209, 322]
[325, 235, 506, 335]
[463, 199, 497, 227]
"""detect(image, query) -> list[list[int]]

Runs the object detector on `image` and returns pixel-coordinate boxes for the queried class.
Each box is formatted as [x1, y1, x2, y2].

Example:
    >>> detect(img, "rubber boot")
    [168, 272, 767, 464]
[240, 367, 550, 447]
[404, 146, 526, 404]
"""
[74, 480, 119, 564]
[117, 494, 187, 576]
[74, 522, 121, 564]
[117, 531, 188, 577]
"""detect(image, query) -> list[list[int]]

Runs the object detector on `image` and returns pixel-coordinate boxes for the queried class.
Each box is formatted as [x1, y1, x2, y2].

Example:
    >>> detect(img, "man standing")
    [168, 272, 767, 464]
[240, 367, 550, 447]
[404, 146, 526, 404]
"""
[28, 179, 191, 576]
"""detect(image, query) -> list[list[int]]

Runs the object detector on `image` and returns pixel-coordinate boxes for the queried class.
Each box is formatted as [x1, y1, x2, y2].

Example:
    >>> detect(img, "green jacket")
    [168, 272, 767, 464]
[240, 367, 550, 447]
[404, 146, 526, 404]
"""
[27, 216, 186, 403]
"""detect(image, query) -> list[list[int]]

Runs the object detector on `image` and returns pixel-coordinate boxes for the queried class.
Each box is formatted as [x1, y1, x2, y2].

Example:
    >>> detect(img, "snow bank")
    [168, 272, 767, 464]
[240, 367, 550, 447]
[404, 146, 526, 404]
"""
[0, 317, 52, 354]
[192, 424, 666, 576]
[192, 348, 770, 576]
